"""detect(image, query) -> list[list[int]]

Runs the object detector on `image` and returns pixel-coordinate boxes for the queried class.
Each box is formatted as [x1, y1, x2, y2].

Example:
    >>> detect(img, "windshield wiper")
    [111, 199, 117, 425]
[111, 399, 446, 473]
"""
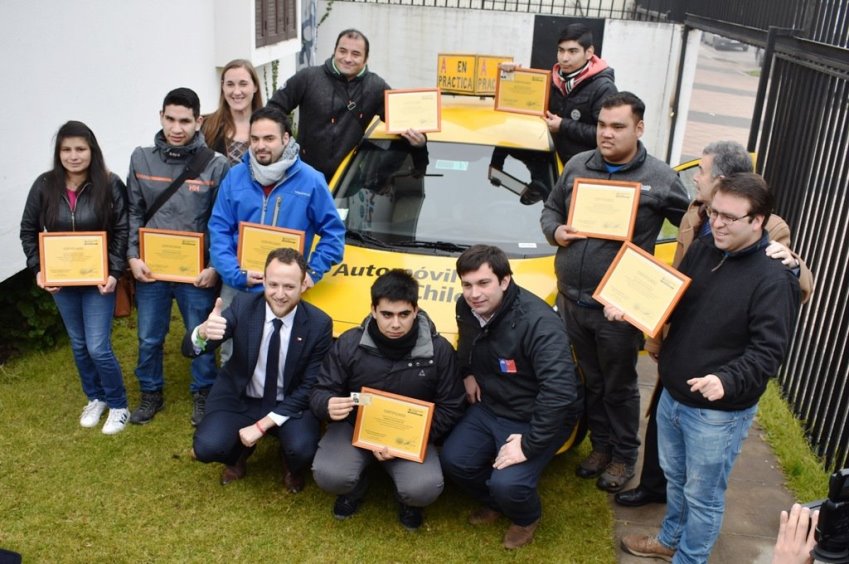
[393, 240, 470, 253]
[345, 230, 393, 249]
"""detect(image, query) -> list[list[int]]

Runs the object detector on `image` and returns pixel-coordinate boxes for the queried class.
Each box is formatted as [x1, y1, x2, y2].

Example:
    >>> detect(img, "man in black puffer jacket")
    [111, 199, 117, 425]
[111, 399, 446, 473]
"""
[268, 29, 425, 182]
[441, 245, 584, 550]
[311, 269, 464, 531]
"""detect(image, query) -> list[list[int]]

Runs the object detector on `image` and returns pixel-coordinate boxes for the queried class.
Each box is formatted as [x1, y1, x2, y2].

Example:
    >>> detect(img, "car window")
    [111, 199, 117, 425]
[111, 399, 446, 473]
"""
[334, 139, 558, 257]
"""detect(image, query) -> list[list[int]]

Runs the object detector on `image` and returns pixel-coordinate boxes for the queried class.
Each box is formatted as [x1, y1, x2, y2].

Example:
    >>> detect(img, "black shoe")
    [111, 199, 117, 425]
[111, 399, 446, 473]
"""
[398, 503, 423, 531]
[130, 391, 164, 425]
[191, 388, 210, 427]
[333, 495, 361, 520]
[614, 486, 667, 507]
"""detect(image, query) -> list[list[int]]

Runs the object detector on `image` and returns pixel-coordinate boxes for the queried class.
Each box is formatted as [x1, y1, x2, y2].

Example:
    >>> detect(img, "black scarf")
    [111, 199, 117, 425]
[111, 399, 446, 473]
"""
[366, 317, 420, 360]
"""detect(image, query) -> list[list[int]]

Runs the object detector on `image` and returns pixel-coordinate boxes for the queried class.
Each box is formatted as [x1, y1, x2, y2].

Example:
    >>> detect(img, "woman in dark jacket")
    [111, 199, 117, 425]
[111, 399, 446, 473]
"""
[19, 121, 130, 435]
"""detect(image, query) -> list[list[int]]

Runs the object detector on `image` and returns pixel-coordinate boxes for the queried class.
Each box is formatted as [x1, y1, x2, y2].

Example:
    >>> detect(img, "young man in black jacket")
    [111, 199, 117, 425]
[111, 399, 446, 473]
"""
[441, 245, 584, 549]
[310, 269, 464, 531]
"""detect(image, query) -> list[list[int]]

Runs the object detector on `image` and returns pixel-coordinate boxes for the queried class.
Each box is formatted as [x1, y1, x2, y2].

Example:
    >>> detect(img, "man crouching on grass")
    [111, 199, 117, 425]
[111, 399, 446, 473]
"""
[440, 245, 584, 549]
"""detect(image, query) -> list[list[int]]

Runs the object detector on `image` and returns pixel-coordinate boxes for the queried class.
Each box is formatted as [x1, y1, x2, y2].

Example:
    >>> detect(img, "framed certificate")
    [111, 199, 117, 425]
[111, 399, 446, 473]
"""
[567, 178, 641, 241]
[494, 67, 550, 116]
[139, 228, 204, 283]
[384, 88, 442, 133]
[39, 231, 108, 286]
[593, 242, 691, 338]
[352, 387, 435, 463]
[237, 222, 305, 273]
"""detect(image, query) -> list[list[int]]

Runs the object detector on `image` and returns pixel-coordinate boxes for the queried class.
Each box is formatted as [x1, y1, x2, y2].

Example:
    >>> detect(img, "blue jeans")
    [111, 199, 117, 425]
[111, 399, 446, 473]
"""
[657, 390, 757, 564]
[441, 404, 572, 526]
[53, 286, 127, 408]
[134, 281, 216, 393]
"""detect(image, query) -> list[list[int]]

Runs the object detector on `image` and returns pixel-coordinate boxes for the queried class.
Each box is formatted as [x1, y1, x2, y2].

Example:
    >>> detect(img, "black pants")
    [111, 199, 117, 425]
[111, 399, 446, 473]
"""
[638, 379, 667, 495]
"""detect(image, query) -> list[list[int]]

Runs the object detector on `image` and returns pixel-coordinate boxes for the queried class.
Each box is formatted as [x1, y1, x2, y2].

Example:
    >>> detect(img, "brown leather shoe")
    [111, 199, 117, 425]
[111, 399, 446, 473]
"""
[503, 519, 539, 549]
[620, 534, 675, 561]
[283, 470, 305, 494]
[468, 506, 502, 525]
[220, 460, 246, 485]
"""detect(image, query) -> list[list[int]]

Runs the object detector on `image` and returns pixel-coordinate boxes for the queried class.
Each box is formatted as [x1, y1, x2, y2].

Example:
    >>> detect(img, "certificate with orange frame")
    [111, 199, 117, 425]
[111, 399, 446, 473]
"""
[139, 228, 204, 283]
[384, 88, 442, 133]
[567, 178, 641, 241]
[593, 242, 691, 338]
[352, 387, 435, 463]
[494, 67, 550, 116]
[237, 222, 305, 273]
[39, 231, 108, 286]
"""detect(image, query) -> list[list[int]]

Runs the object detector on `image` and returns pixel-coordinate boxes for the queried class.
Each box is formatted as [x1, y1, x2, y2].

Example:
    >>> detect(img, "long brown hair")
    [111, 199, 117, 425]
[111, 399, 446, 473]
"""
[202, 59, 263, 150]
[42, 121, 112, 230]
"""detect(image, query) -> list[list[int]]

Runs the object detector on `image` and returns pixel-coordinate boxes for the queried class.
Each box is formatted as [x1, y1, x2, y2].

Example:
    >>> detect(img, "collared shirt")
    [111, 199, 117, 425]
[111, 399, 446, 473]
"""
[246, 304, 298, 425]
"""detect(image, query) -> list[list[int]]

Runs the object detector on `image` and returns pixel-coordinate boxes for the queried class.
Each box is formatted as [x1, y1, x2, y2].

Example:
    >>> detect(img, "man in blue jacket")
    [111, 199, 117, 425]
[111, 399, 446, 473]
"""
[208, 107, 345, 364]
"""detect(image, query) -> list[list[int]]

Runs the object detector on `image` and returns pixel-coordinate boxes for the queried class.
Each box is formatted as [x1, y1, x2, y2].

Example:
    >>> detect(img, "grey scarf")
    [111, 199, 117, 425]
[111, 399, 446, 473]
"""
[249, 138, 301, 186]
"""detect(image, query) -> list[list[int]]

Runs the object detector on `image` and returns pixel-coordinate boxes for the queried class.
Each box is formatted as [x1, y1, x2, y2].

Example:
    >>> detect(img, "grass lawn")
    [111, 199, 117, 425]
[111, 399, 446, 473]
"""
[0, 311, 615, 563]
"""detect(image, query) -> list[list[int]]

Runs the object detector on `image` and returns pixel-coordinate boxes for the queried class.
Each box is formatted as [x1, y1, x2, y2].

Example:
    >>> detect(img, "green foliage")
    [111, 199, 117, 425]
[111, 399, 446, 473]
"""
[757, 380, 829, 501]
[0, 269, 65, 358]
[263, 59, 280, 101]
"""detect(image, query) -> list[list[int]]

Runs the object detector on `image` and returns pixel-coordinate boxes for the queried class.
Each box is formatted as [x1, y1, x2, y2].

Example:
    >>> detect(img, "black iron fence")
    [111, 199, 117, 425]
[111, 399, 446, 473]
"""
[339, 0, 636, 17]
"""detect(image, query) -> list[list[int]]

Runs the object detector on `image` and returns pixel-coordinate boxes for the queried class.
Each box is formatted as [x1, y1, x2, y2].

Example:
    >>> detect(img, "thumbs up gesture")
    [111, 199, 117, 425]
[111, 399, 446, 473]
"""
[200, 297, 227, 341]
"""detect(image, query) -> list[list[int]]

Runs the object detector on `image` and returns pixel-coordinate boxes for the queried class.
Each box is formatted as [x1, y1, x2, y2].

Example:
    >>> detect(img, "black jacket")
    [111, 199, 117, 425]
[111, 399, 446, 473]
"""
[455, 281, 583, 458]
[311, 312, 464, 442]
[659, 233, 800, 411]
[268, 58, 389, 181]
[20, 172, 129, 279]
[549, 66, 617, 164]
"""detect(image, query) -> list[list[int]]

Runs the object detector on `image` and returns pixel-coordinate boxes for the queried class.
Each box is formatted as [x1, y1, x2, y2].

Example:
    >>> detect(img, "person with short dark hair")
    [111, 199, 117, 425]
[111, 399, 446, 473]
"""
[545, 23, 617, 164]
[186, 248, 332, 492]
[310, 269, 464, 530]
[208, 106, 345, 365]
[616, 140, 813, 509]
[540, 91, 690, 493]
[126, 87, 230, 427]
[267, 29, 425, 182]
[441, 245, 583, 549]
[621, 172, 801, 562]
[20, 121, 130, 434]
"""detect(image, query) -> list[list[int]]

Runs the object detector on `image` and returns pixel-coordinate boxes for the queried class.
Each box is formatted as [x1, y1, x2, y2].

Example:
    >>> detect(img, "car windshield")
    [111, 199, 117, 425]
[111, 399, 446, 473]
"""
[334, 139, 558, 257]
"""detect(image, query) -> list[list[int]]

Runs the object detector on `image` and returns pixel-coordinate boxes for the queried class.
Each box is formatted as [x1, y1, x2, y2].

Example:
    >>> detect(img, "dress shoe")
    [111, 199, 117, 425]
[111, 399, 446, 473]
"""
[468, 505, 502, 525]
[620, 534, 675, 561]
[283, 470, 305, 494]
[503, 519, 539, 549]
[615, 486, 667, 507]
[220, 460, 246, 485]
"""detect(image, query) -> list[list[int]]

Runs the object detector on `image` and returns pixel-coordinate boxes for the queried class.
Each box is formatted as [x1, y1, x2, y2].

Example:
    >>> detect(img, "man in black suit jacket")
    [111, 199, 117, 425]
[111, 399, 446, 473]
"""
[185, 248, 332, 491]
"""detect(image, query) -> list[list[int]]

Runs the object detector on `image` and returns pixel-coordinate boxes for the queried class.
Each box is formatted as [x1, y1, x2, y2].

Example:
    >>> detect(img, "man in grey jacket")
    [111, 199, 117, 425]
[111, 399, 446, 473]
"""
[540, 91, 689, 493]
[126, 87, 230, 427]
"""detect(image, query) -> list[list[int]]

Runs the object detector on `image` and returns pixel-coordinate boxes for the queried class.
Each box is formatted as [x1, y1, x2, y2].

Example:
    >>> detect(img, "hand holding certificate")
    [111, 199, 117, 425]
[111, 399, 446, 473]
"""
[567, 178, 641, 241]
[352, 387, 434, 463]
[139, 228, 204, 283]
[384, 88, 442, 134]
[593, 242, 691, 338]
[39, 231, 108, 286]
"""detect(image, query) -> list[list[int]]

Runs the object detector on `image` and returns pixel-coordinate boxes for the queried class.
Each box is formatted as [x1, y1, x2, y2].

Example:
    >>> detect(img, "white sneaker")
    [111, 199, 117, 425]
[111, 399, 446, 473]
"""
[102, 408, 130, 435]
[80, 400, 107, 428]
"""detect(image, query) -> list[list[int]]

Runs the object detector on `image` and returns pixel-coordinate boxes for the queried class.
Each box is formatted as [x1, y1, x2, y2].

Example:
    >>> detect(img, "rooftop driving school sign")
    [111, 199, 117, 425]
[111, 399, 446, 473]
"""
[437, 54, 513, 96]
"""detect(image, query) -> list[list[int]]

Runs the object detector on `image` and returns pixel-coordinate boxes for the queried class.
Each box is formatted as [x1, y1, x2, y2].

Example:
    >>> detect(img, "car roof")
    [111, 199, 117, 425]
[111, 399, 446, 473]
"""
[366, 95, 555, 151]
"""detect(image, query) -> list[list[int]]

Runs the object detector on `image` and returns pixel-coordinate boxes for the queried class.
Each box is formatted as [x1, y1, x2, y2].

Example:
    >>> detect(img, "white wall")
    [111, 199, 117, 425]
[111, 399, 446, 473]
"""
[0, 0, 300, 282]
[312, 3, 694, 161]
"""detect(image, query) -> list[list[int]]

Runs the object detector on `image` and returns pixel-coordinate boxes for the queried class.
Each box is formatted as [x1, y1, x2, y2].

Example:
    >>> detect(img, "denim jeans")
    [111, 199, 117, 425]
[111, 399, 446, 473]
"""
[441, 404, 572, 526]
[657, 389, 757, 564]
[52, 286, 127, 408]
[134, 281, 216, 393]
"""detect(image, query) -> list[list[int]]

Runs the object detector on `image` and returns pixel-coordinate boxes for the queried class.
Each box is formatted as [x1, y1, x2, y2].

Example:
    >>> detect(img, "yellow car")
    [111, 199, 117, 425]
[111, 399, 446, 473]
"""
[307, 95, 562, 343]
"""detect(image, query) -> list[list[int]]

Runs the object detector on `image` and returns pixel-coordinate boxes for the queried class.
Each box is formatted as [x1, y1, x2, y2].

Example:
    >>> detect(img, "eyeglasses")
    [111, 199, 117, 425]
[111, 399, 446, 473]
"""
[705, 206, 752, 225]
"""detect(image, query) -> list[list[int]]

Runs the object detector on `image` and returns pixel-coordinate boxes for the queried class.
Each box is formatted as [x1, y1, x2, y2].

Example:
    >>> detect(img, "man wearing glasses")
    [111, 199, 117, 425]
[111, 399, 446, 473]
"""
[620, 172, 801, 562]
[615, 140, 813, 510]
